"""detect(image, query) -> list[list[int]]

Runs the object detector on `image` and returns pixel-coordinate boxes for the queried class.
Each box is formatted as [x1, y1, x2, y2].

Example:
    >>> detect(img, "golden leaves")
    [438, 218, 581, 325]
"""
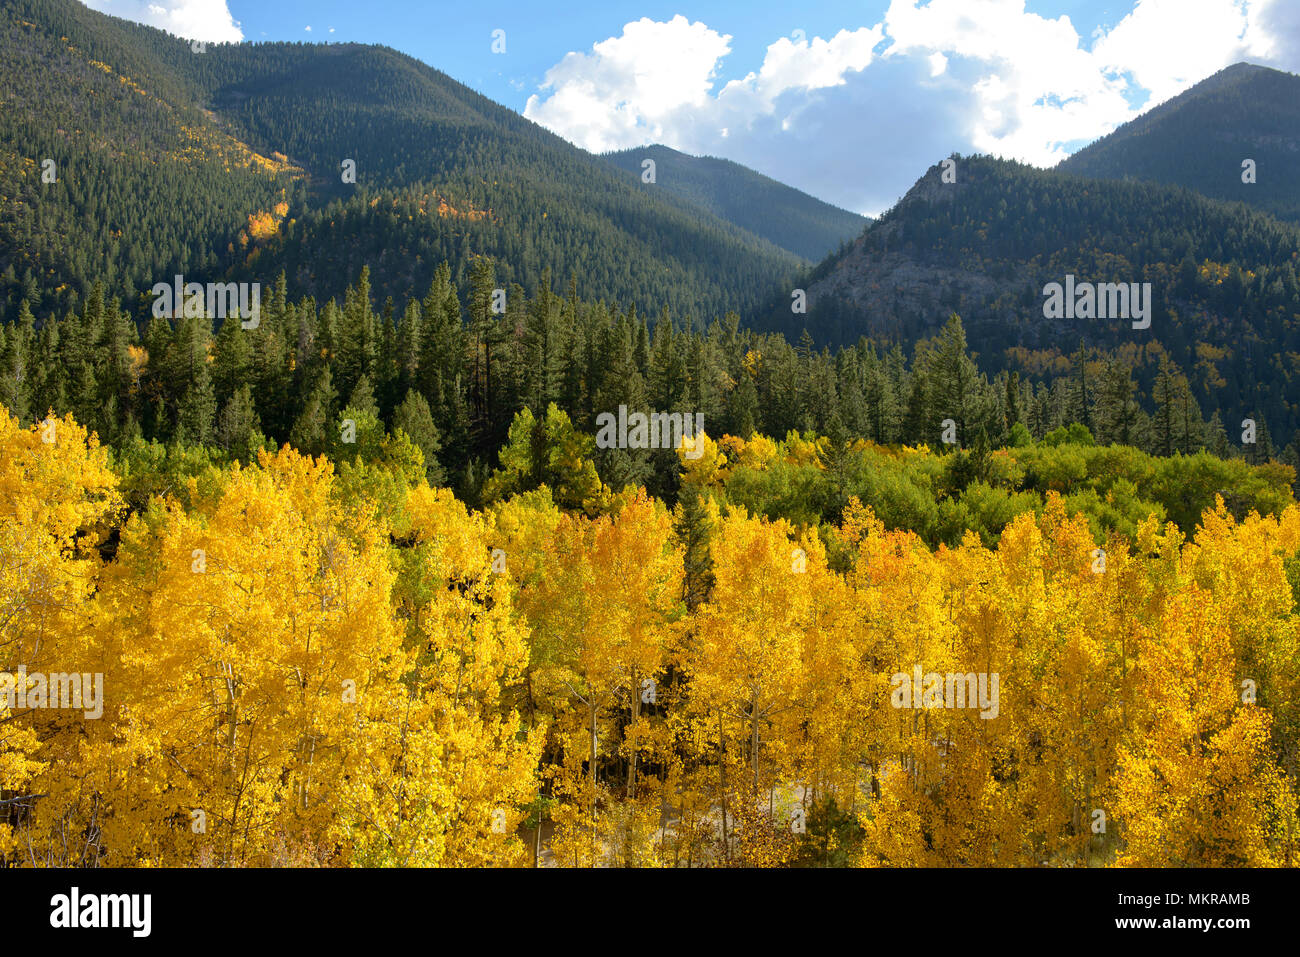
[2, 406, 1299, 867]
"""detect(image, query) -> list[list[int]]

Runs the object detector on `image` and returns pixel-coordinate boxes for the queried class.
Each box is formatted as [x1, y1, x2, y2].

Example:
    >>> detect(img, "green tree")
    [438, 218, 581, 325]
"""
[392, 388, 445, 485]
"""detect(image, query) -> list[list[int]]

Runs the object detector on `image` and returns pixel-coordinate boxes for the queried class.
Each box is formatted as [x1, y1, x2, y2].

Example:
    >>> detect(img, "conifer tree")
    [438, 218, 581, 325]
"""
[392, 388, 445, 485]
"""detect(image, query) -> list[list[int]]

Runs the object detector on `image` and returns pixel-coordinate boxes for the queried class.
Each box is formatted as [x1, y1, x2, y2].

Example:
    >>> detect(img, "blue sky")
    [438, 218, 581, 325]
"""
[82, 1, 1300, 215]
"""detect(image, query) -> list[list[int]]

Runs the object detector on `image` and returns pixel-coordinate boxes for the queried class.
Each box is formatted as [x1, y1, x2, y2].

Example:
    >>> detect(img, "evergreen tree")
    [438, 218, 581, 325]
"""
[336, 266, 377, 398]
[674, 487, 716, 613]
[290, 366, 337, 455]
[396, 299, 423, 397]
[1066, 342, 1092, 431]
[1205, 410, 1230, 458]
[176, 359, 217, 446]
[217, 383, 264, 462]
[347, 374, 380, 420]
[902, 373, 929, 446]
[926, 315, 977, 446]
[0, 300, 35, 423]
[392, 388, 445, 485]
[1003, 370, 1022, 434]
[1152, 355, 1179, 457]
[1095, 360, 1138, 446]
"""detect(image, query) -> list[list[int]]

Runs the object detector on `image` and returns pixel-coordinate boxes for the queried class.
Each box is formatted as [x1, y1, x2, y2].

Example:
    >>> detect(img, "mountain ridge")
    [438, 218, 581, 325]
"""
[774, 152, 1300, 442]
[601, 143, 868, 261]
[1058, 61, 1300, 222]
[0, 0, 817, 324]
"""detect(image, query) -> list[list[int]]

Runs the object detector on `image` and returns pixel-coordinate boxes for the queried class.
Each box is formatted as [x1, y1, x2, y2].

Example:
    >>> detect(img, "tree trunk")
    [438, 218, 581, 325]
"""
[627, 671, 640, 795]
[717, 710, 730, 863]
[590, 701, 598, 864]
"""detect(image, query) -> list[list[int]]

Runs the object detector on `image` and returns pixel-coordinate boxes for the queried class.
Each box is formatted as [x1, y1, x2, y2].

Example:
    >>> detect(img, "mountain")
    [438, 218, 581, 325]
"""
[601, 144, 868, 261]
[5, 0, 1300, 463]
[1058, 62, 1300, 223]
[776, 154, 1300, 441]
[0, 0, 803, 325]
[0, 0, 302, 322]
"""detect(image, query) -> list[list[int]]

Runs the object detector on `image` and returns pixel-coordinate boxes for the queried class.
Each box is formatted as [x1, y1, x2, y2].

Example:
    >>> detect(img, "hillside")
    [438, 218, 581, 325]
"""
[1058, 62, 1300, 223]
[0, 0, 303, 322]
[775, 154, 1300, 442]
[2, 0, 1300, 889]
[601, 144, 867, 260]
[0, 0, 802, 324]
[4, 0, 1300, 471]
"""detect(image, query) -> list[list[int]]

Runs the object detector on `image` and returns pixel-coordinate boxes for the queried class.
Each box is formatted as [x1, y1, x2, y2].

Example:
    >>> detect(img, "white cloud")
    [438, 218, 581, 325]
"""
[1255, 0, 1300, 66]
[79, 0, 241, 42]
[1093, 0, 1277, 105]
[719, 26, 885, 111]
[880, 0, 1296, 165]
[876, 0, 1134, 166]
[524, 0, 1300, 215]
[524, 19, 887, 154]
[524, 15, 734, 153]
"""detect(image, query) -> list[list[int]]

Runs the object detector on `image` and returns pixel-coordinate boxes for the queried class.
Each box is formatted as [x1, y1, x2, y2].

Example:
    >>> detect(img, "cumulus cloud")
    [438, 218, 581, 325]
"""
[1093, 0, 1278, 105]
[877, 0, 1135, 166]
[524, 0, 1300, 215]
[525, 16, 734, 154]
[525, 18, 886, 154]
[79, 0, 242, 42]
[1255, 0, 1300, 66]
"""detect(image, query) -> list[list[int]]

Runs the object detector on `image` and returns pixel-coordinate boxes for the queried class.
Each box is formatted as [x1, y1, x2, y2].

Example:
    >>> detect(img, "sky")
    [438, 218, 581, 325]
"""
[79, 0, 1300, 216]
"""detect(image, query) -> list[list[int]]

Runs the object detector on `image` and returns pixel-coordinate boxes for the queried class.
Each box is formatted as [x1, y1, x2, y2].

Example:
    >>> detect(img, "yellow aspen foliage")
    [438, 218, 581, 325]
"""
[782, 431, 826, 467]
[0, 411, 120, 863]
[75, 448, 404, 866]
[687, 507, 815, 864]
[347, 485, 543, 867]
[786, 526, 862, 821]
[125, 345, 148, 392]
[1179, 500, 1300, 775]
[993, 501, 1129, 864]
[851, 511, 1016, 866]
[521, 490, 681, 865]
[1113, 586, 1298, 865]
[3, 407, 1299, 870]
[676, 430, 727, 488]
[720, 433, 779, 471]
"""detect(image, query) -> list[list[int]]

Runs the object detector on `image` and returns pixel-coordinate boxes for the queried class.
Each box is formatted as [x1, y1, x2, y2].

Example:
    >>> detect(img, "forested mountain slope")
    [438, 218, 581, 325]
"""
[0, 0, 302, 321]
[774, 155, 1300, 444]
[1059, 62, 1300, 223]
[0, 0, 802, 324]
[602, 143, 867, 260]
